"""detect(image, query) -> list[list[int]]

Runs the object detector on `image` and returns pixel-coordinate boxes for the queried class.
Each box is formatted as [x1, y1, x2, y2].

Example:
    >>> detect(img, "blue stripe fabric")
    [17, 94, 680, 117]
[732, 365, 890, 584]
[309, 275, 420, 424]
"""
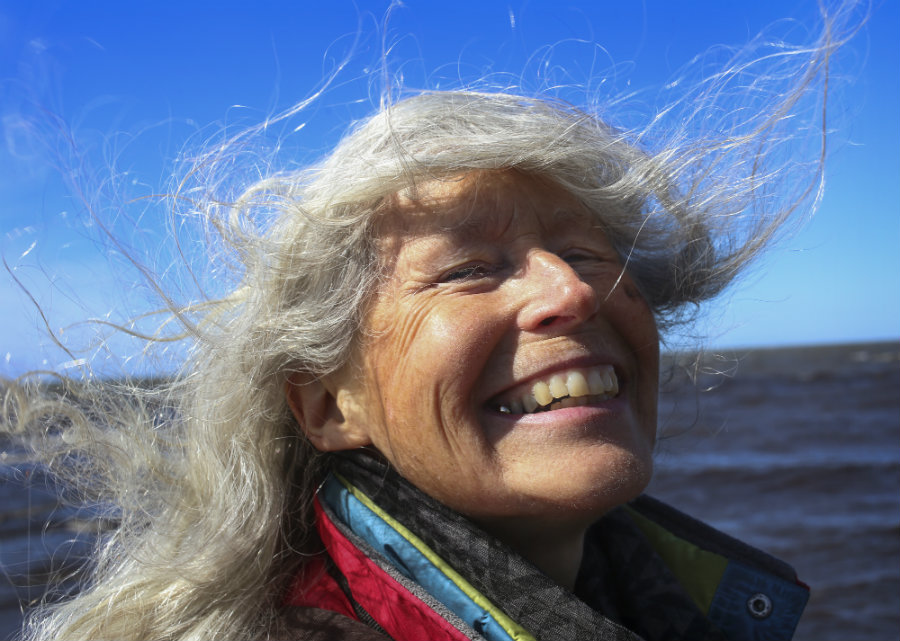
[320, 474, 518, 641]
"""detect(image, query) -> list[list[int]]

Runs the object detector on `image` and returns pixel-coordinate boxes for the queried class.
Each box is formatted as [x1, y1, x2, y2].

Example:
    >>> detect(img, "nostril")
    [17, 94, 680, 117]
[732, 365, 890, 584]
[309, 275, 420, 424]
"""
[539, 316, 558, 327]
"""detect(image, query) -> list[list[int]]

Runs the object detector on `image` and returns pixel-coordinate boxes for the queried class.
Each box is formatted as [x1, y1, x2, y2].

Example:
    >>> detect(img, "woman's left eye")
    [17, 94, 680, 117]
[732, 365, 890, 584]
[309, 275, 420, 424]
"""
[561, 250, 601, 265]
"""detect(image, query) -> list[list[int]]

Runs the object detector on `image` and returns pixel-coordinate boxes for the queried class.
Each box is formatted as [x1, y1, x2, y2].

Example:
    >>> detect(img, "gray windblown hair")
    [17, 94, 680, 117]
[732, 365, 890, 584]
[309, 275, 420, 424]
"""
[1, 6, 855, 639]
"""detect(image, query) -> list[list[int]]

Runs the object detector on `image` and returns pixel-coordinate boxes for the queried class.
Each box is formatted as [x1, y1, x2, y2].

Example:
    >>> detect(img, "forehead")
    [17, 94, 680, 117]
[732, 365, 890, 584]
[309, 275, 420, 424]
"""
[375, 170, 594, 242]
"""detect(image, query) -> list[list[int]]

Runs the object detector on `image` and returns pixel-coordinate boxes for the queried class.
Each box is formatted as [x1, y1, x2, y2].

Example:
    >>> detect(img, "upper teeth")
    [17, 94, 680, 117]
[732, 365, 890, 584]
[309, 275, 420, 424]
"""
[494, 365, 618, 415]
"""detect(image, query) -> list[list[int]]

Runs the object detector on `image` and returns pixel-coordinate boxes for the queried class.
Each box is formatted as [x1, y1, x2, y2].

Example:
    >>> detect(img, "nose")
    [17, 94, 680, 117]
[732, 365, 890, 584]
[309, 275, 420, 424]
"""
[516, 249, 599, 333]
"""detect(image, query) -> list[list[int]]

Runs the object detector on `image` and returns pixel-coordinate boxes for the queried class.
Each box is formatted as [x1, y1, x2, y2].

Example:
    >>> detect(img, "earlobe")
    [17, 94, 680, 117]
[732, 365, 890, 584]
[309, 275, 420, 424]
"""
[285, 374, 372, 452]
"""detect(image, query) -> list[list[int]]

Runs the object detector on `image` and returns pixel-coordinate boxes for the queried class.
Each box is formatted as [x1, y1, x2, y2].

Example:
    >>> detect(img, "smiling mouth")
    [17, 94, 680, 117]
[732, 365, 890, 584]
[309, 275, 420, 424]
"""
[490, 365, 619, 415]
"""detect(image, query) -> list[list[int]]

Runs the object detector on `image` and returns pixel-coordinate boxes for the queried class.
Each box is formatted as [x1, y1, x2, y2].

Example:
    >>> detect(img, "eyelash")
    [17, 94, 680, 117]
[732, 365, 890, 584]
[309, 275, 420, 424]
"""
[442, 263, 494, 282]
[562, 248, 610, 267]
[562, 251, 594, 263]
[439, 249, 609, 284]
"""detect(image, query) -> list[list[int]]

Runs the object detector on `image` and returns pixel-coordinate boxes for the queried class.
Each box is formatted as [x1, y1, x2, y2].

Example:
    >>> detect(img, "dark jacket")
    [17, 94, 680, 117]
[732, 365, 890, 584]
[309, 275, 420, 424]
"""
[279, 454, 808, 640]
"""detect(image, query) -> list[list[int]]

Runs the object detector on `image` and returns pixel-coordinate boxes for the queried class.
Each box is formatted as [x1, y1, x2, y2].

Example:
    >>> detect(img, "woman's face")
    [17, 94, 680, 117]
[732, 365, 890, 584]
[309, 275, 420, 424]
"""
[324, 170, 659, 530]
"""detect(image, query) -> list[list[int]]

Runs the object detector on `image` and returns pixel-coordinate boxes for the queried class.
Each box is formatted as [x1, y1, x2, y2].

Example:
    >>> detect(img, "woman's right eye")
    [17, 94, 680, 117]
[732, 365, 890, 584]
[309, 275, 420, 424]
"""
[442, 264, 492, 282]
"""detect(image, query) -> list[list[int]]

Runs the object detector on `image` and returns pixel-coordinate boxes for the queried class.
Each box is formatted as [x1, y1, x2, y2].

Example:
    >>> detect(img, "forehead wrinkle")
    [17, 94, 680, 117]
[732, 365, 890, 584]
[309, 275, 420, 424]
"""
[533, 206, 601, 241]
[404, 177, 514, 241]
[371, 189, 504, 277]
[447, 174, 592, 241]
[459, 173, 602, 242]
[413, 189, 591, 245]
[374, 171, 606, 270]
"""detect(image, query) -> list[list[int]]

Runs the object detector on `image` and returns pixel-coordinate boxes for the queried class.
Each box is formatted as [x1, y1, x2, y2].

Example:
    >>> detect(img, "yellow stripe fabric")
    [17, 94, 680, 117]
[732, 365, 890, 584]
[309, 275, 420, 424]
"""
[625, 506, 728, 615]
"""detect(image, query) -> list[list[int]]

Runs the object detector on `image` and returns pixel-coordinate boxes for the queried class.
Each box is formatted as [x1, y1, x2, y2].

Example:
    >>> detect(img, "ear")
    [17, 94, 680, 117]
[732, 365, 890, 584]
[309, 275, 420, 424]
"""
[285, 374, 373, 452]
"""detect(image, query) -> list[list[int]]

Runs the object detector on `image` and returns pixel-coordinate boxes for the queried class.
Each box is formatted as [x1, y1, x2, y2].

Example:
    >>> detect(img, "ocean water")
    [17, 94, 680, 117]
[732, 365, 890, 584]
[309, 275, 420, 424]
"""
[1, 341, 898, 640]
[0, 464, 97, 640]
[649, 342, 900, 640]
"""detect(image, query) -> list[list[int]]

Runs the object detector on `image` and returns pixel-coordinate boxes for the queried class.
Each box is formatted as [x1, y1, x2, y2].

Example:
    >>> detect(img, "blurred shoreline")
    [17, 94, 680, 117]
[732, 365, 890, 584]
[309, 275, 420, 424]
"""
[3, 340, 899, 640]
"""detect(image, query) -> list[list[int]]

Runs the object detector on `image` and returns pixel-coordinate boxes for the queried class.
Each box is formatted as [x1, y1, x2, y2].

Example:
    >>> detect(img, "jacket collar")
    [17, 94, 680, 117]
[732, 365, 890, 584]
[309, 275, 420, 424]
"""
[323, 452, 807, 641]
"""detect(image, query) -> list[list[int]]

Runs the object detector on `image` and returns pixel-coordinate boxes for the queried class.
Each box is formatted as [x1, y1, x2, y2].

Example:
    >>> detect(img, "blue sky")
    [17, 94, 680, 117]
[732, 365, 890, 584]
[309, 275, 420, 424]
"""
[0, 1, 897, 376]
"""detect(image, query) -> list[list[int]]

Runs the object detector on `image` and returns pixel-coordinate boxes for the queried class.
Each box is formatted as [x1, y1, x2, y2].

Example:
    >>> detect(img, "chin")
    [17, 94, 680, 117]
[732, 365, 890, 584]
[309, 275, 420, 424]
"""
[492, 447, 654, 526]
[564, 449, 654, 518]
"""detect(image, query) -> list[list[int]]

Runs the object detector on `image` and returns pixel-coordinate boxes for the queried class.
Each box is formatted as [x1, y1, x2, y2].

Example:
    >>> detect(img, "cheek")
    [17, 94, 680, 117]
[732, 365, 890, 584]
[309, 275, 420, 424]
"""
[607, 279, 660, 415]
[371, 298, 459, 388]
[376, 294, 501, 381]
[622, 280, 642, 301]
[614, 278, 659, 345]
[368, 298, 505, 466]
[366, 298, 477, 436]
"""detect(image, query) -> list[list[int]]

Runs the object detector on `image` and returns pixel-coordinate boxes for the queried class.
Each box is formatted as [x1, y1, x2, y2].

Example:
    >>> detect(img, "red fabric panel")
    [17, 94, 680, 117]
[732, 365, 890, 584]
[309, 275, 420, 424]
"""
[286, 497, 472, 641]
[284, 549, 358, 618]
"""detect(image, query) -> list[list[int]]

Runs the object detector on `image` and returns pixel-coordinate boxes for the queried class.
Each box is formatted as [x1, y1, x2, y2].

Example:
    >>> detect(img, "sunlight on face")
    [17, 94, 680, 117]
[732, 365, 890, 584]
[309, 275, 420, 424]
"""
[331, 170, 660, 532]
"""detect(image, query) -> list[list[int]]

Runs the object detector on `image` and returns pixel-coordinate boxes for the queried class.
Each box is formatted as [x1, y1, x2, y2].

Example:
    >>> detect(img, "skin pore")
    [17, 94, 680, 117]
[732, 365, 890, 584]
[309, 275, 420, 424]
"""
[287, 170, 660, 589]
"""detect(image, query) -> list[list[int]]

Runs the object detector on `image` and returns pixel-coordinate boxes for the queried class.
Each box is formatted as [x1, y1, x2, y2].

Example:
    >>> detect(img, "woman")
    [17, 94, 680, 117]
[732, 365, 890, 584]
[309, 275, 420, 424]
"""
[3, 10, 850, 640]
[275, 162, 809, 641]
